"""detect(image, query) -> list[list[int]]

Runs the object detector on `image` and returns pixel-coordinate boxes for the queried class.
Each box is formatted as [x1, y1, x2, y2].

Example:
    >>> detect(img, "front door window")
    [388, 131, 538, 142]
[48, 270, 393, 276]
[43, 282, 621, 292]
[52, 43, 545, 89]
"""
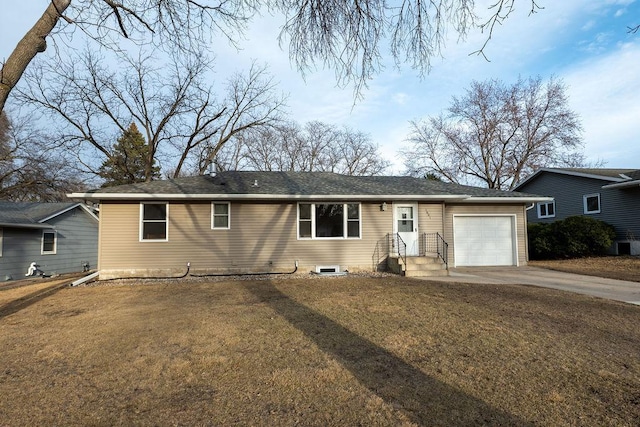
[397, 207, 414, 232]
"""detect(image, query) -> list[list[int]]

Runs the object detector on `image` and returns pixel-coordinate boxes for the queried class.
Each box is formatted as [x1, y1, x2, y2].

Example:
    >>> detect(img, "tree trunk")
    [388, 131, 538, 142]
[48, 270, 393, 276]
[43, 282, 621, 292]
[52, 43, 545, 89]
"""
[0, 0, 71, 112]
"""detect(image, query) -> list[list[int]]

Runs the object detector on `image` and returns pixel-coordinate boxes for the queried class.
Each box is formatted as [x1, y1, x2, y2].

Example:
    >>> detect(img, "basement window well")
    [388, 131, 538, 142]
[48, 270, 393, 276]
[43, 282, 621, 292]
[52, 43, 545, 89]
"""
[315, 265, 341, 274]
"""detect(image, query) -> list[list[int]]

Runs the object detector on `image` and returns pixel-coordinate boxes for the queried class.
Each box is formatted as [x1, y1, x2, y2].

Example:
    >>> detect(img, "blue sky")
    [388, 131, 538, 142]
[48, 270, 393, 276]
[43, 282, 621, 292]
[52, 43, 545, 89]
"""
[2, 1, 639, 174]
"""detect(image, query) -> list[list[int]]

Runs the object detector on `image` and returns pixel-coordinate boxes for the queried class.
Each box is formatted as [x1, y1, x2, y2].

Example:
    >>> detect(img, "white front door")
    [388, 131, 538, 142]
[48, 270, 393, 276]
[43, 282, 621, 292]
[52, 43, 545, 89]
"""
[394, 204, 419, 256]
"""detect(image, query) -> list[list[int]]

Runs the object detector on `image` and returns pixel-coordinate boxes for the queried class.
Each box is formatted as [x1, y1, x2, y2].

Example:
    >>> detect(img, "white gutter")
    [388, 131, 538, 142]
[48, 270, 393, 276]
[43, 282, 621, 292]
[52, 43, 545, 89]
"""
[601, 180, 640, 189]
[459, 196, 553, 203]
[67, 193, 473, 201]
[0, 222, 54, 229]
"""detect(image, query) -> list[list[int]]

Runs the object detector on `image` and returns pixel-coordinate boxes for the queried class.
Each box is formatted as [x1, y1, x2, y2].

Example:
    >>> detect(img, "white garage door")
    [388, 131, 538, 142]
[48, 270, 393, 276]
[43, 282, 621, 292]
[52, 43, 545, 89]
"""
[454, 216, 516, 266]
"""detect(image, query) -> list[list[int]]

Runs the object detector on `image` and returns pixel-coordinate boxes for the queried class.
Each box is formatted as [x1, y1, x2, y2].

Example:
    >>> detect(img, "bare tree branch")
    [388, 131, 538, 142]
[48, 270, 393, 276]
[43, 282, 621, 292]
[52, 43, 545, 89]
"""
[401, 76, 584, 189]
[15, 48, 285, 183]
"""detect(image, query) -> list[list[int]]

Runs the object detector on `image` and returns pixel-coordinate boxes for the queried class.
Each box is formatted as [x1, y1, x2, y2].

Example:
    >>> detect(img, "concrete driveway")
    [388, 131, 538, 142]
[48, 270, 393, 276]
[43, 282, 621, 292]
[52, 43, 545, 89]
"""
[421, 266, 640, 306]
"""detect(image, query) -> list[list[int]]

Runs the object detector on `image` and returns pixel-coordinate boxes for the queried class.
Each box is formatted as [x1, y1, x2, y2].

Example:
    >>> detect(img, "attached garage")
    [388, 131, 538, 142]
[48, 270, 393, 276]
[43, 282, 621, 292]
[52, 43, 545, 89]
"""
[453, 215, 517, 266]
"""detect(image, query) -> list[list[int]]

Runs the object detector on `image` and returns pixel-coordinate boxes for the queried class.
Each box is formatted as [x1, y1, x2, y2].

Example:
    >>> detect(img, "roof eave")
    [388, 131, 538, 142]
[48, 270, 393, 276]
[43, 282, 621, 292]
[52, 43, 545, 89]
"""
[68, 192, 474, 201]
[515, 168, 627, 191]
[37, 202, 99, 223]
[460, 196, 553, 203]
[601, 180, 640, 189]
[0, 222, 54, 229]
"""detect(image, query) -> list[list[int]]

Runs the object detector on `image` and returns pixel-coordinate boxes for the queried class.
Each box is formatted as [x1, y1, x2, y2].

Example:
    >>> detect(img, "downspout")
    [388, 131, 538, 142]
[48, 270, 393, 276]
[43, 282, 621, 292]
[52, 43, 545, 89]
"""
[189, 261, 299, 278]
[97, 263, 192, 282]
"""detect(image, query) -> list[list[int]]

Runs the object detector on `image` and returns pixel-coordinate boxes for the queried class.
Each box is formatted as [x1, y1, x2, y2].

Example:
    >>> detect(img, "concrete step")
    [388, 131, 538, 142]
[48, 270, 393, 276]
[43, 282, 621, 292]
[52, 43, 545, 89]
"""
[405, 269, 450, 278]
[405, 262, 447, 271]
[388, 255, 449, 277]
[403, 256, 444, 266]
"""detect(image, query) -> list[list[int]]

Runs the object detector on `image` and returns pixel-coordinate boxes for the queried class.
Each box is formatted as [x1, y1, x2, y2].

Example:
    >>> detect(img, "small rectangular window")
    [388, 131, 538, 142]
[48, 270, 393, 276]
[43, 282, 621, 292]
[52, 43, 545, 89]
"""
[583, 194, 601, 214]
[141, 203, 168, 241]
[347, 203, 360, 238]
[212, 203, 230, 229]
[537, 201, 555, 219]
[299, 203, 312, 238]
[42, 230, 57, 254]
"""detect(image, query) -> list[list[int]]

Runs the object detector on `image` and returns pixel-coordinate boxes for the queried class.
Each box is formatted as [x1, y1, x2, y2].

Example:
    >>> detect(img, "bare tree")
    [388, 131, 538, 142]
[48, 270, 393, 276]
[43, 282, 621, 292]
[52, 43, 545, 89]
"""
[16, 48, 285, 181]
[0, 110, 86, 201]
[214, 120, 390, 175]
[402, 76, 584, 190]
[1, 1, 545, 112]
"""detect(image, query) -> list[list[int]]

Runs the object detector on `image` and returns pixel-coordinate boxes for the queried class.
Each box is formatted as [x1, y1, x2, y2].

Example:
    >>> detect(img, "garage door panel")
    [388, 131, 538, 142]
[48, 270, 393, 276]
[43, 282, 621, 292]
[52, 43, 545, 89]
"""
[454, 216, 515, 266]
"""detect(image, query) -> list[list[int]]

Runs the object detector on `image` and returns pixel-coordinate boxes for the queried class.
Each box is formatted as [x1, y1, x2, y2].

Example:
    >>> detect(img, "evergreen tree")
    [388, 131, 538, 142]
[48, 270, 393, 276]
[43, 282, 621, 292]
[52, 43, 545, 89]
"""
[99, 123, 160, 187]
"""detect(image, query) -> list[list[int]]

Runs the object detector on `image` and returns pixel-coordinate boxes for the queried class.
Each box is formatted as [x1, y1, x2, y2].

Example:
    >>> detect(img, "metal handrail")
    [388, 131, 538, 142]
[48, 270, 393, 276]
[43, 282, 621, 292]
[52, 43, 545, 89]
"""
[422, 232, 449, 269]
[437, 232, 449, 269]
[391, 232, 407, 270]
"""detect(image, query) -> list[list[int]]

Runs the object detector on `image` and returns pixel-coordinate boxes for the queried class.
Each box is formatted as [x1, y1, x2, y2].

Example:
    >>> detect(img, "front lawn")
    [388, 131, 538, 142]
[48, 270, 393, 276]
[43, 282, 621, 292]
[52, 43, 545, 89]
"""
[1, 276, 639, 426]
[530, 256, 640, 282]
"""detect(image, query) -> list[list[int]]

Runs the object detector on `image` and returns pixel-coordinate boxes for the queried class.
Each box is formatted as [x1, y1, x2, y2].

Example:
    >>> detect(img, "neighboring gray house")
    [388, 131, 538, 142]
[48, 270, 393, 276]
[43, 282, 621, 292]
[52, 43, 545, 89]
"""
[514, 168, 640, 255]
[0, 202, 99, 281]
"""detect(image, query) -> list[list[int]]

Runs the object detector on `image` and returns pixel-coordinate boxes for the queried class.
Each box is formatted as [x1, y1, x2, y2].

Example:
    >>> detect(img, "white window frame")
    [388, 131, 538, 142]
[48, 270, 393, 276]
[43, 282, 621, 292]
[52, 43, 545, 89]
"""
[42, 230, 57, 255]
[211, 202, 231, 230]
[537, 201, 555, 219]
[140, 202, 169, 242]
[297, 203, 361, 240]
[583, 193, 601, 214]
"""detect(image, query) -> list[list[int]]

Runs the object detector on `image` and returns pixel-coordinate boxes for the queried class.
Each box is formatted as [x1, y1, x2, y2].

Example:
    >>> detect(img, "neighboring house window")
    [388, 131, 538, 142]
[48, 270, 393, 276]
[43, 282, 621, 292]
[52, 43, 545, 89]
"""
[583, 193, 601, 214]
[298, 203, 361, 239]
[140, 203, 168, 241]
[537, 201, 555, 219]
[42, 230, 57, 254]
[211, 203, 230, 229]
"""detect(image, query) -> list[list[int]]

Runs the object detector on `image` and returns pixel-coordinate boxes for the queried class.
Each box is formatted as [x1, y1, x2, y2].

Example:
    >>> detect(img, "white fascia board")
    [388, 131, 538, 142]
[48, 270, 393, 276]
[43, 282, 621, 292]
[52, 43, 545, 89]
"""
[459, 196, 554, 203]
[0, 222, 54, 229]
[602, 180, 640, 189]
[68, 193, 472, 201]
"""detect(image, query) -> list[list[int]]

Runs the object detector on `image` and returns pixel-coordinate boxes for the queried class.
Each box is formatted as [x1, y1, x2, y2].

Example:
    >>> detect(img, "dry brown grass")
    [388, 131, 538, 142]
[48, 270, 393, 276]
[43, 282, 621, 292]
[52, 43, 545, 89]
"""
[1, 275, 639, 426]
[530, 256, 640, 282]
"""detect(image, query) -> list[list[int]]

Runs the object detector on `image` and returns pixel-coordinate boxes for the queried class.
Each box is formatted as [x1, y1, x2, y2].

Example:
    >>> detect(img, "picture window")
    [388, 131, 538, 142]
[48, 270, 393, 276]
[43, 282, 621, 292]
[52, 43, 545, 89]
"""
[298, 203, 360, 239]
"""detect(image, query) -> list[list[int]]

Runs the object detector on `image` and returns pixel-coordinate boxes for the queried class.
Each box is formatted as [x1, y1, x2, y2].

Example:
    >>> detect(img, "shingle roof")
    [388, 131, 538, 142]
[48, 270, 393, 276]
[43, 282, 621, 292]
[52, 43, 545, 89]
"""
[0, 202, 79, 227]
[552, 168, 640, 179]
[514, 167, 640, 191]
[71, 171, 545, 201]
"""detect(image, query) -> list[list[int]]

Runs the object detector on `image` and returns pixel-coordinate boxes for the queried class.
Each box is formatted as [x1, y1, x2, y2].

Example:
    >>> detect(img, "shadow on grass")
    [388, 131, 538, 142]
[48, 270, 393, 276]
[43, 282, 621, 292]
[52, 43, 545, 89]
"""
[0, 283, 67, 320]
[245, 281, 533, 426]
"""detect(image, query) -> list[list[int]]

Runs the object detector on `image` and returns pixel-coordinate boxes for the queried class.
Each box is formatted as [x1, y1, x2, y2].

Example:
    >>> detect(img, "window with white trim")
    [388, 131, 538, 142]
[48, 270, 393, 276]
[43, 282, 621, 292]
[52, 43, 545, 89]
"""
[298, 203, 361, 239]
[211, 202, 230, 229]
[537, 201, 555, 219]
[140, 203, 168, 241]
[42, 230, 57, 254]
[583, 193, 601, 214]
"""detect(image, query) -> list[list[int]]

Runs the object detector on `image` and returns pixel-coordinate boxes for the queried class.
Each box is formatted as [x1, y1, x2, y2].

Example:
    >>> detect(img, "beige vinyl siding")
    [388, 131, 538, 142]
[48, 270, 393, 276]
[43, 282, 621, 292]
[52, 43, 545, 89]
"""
[99, 201, 393, 278]
[444, 204, 527, 267]
[417, 203, 445, 235]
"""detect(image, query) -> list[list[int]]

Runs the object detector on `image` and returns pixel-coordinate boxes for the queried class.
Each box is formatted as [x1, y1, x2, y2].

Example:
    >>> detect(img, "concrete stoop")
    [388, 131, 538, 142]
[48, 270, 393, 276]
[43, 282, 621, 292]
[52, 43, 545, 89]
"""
[388, 256, 449, 277]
